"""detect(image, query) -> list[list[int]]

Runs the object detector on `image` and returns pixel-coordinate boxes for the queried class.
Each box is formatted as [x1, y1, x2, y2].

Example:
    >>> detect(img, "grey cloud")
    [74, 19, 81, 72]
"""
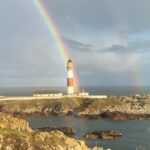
[0, 36, 65, 82]
[100, 40, 150, 54]
[43, 0, 150, 34]
[0, 0, 48, 38]
[44, 0, 115, 31]
[63, 37, 93, 52]
[100, 45, 130, 54]
[129, 40, 150, 51]
[75, 57, 136, 86]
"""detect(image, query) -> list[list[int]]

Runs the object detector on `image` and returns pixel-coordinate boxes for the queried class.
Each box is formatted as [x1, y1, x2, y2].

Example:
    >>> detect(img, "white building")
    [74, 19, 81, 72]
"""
[78, 89, 89, 96]
[33, 90, 63, 97]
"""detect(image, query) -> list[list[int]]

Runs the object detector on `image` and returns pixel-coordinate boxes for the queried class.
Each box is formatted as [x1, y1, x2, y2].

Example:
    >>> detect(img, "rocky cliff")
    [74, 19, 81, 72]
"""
[0, 95, 150, 120]
[76, 95, 150, 119]
[0, 113, 109, 150]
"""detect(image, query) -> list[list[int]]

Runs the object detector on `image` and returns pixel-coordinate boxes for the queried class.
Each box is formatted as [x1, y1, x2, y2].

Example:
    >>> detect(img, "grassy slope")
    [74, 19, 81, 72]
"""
[0, 97, 124, 114]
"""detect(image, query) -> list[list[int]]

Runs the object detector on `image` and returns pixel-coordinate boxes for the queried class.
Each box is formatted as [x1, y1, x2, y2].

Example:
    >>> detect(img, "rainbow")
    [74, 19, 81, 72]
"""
[105, 1, 142, 87]
[32, 0, 80, 90]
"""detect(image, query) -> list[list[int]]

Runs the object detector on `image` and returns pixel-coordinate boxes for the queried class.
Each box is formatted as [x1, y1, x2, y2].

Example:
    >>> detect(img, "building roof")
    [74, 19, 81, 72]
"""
[33, 90, 60, 94]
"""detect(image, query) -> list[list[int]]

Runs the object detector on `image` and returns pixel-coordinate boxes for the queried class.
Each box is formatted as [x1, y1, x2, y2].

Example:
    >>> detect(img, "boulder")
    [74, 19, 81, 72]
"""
[0, 113, 32, 132]
[34, 127, 76, 135]
[84, 130, 123, 140]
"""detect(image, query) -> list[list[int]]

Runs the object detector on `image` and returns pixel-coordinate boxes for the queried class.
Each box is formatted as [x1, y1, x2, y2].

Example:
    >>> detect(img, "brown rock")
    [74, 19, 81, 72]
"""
[34, 126, 76, 135]
[0, 113, 32, 132]
[84, 130, 122, 140]
[101, 112, 150, 120]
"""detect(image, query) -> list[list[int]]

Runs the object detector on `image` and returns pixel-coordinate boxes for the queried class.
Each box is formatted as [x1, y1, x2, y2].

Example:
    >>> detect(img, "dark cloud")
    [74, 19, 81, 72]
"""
[63, 37, 93, 52]
[100, 40, 150, 54]
[100, 45, 129, 54]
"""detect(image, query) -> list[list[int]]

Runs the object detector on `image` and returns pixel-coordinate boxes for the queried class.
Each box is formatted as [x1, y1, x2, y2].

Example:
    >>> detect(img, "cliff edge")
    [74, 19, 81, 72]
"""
[1, 95, 150, 120]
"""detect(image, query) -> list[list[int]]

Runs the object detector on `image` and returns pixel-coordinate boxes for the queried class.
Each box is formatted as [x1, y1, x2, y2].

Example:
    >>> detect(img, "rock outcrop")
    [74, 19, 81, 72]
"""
[34, 127, 76, 135]
[0, 130, 90, 150]
[1, 95, 150, 120]
[0, 98, 78, 116]
[0, 113, 32, 132]
[0, 113, 110, 150]
[84, 130, 123, 140]
[101, 111, 150, 120]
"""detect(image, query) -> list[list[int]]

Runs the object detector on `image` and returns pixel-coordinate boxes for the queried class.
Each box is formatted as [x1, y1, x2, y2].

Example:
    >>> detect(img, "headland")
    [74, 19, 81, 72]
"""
[0, 94, 150, 120]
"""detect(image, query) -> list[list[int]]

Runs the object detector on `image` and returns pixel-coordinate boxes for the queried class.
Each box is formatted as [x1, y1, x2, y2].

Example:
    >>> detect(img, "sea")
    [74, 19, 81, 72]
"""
[1, 86, 150, 96]
[0, 86, 150, 150]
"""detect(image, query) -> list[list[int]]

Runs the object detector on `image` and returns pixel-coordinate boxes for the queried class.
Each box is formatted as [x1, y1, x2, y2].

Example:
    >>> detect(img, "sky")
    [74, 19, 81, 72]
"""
[0, 0, 150, 87]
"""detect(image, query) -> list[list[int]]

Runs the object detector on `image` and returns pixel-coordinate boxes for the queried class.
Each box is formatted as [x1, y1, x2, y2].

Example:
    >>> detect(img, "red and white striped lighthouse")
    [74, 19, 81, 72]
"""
[67, 59, 74, 95]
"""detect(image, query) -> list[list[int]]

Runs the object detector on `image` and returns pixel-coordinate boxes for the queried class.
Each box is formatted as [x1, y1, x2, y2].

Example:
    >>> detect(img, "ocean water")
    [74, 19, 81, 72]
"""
[25, 116, 150, 150]
[0, 86, 150, 96]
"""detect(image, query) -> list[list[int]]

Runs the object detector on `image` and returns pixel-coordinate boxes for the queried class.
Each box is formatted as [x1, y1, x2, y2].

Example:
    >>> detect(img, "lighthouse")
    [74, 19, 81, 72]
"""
[67, 59, 74, 95]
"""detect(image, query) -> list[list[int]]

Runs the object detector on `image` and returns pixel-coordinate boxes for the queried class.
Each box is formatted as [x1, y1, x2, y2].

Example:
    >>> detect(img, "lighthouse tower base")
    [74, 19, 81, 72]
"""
[67, 87, 74, 95]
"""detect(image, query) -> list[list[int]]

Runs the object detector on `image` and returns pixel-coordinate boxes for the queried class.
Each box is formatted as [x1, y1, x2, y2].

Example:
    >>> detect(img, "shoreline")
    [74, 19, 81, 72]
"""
[0, 95, 150, 120]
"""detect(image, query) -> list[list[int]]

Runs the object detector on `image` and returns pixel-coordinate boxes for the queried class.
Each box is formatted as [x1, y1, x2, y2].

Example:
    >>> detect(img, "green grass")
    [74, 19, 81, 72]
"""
[0, 98, 80, 109]
[76, 97, 124, 112]
[0, 97, 124, 114]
